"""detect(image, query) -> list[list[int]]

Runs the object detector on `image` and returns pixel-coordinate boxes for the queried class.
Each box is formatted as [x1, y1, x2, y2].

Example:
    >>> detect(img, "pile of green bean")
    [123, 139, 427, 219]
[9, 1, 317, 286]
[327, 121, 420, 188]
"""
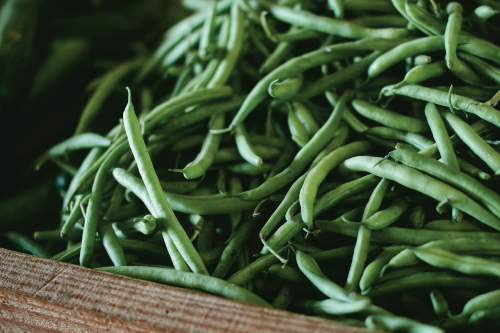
[7, 0, 500, 331]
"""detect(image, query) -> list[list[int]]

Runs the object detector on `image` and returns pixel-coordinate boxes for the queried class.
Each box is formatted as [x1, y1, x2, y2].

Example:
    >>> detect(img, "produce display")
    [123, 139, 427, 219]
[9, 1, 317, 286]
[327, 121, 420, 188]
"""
[2, 0, 500, 331]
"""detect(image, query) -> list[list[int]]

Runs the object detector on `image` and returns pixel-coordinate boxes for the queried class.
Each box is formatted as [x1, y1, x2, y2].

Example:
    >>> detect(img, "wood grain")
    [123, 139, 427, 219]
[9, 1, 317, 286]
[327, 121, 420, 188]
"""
[0, 248, 372, 333]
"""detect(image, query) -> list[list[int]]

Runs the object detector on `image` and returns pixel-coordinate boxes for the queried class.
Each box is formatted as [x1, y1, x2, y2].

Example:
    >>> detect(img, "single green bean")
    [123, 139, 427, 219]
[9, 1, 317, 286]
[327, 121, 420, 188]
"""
[413, 247, 500, 279]
[80, 140, 130, 267]
[113, 167, 259, 215]
[441, 110, 500, 175]
[97, 266, 270, 307]
[261, 0, 408, 39]
[123, 89, 207, 275]
[389, 149, 500, 219]
[296, 250, 365, 302]
[268, 75, 304, 100]
[352, 99, 429, 133]
[317, 220, 500, 245]
[300, 141, 372, 227]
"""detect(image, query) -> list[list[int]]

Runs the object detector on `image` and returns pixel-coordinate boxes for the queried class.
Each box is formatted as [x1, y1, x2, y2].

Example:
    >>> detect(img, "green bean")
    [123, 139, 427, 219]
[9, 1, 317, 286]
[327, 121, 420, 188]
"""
[69, 88, 233, 204]
[220, 37, 415, 132]
[441, 110, 500, 175]
[184, 16, 231, 92]
[63, 147, 104, 209]
[413, 54, 432, 66]
[98, 221, 127, 266]
[342, 156, 500, 230]
[459, 52, 500, 85]
[430, 85, 500, 101]
[268, 75, 304, 100]
[123, 89, 207, 275]
[113, 167, 259, 215]
[349, 15, 408, 28]
[258, 29, 294, 74]
[272, 282, 294, 309]
[292, 102, 320, 136]
[425, 103, 459, 171]
[268, 141, 295, 179]
[60, 194, 87, 237]
[346, 177, 390, 293]
[287, 105, 310, 147]
[365, 315, 445, 333]
[34, 227, 81, 242]
[97, 266, 270, 307]
[170, 114, 225, 179]
[384, 238, 500, 273]
[259, 124, 349, 241]
[296, 298, 371, 316]
[212, 211, 259, 279]
[294, 51, 381, 101]
[360, 245, 409, 292]
[160, 28, 202, 70]
[159, 177, 204, 195]
[170, 133, 206, 152]
[311, 174, 380, 221]
[444, 3, 461, 69]
[473, 5, 500, 21]
[460, 289, 500, 320]
[234, 122, 263, 167]
[226, 162, 274, 175]
[344, 198, 409, 230]
[409, 205, 426, 229]
[261, 1, 408, 39]
[413, 247, 500, 279]
[382, 84, 500, 131]
[404, 1, 447, 35]
[226, 246, 290, 286]
[35, 133, 111, 169]
[4, 231, 50, 258]
[206, 2, 245, 88]
[364, 271, 497, 299]
[144, 86, 233, 134]
[368, 37, 445, 79]
[389, 149, 500, 219]
[247, 133, 288, 149]
[196, 218, 213, 253]
[317, 219, 500, 246]
[136, 0, 232, 81]
[429, 290, 450, 318]
[227, 175, 244, 237]
[271, 29, 322, 43]
[390, 60, 448, 91]
[296, 250, 364, 302]
[113, 215, 157, 236]
[423, 219, 486, 232]
[457, 158, 491, 180]
[80, 140, 130, 267]
[267, 264, 305, 284]
[214, 145, 281, 164]
[364, 127, 433, 150]
[344, 0, 398, 13]
[198, 0, 217, 59]
[328, 0, 344, 18]
[75, 58, 145, 135]
[469, 305, 500, 325]
[300, 141, 372, 228]
[310, 244, 381, 263]
[236, 93, 348, 201]
[352, 99, 429, 133]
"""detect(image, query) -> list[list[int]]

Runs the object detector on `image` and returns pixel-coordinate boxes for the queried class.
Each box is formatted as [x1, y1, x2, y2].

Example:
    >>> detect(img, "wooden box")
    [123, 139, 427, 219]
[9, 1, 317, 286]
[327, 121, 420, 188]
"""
[0, 248, 372, 332]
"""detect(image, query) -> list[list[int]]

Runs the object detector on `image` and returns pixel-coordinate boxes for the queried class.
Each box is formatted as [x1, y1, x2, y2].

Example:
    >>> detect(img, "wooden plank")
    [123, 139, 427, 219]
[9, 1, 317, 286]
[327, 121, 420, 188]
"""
[0, 248, 372, 333]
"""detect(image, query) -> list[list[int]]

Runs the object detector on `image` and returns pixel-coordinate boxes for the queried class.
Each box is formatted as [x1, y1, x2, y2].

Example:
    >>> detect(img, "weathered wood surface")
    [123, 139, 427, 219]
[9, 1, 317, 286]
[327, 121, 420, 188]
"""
[0, 248, 372, 333]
